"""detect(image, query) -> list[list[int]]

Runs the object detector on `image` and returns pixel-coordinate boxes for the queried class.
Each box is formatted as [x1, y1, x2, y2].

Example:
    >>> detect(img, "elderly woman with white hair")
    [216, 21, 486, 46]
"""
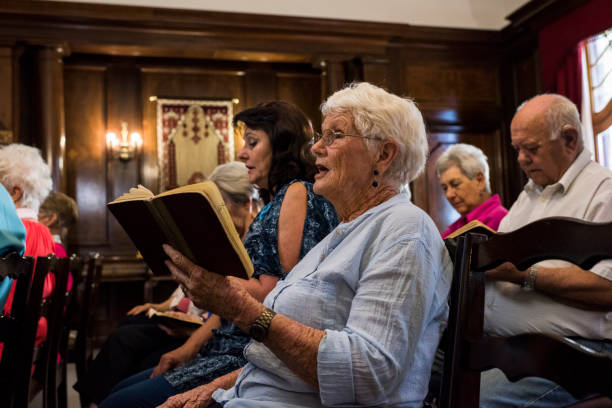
[436, 143, 508, 238]
[161, 82, 453, 408]
[0, 143, 56, 358]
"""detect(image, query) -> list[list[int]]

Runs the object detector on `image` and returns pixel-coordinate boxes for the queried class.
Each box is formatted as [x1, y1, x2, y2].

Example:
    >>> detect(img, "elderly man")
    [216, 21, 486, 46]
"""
[480, 94, 612, 407]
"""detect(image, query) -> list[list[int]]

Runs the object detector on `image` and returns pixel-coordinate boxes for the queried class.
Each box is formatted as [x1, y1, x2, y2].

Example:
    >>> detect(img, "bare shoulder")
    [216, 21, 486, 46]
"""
[279, 182, 308, 219]
[284, 181, 307, 201]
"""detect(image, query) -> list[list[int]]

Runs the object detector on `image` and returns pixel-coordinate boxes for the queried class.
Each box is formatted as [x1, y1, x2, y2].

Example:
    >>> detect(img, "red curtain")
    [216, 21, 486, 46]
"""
[539, 0, 612, 109]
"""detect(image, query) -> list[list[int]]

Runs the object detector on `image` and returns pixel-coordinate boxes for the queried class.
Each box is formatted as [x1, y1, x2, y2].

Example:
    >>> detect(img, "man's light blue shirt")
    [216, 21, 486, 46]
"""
[213, 193, 452, 407]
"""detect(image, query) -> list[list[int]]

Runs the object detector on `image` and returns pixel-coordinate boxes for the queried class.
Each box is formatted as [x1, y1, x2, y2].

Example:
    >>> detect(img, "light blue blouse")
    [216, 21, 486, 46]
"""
[213, 193, 453, 407]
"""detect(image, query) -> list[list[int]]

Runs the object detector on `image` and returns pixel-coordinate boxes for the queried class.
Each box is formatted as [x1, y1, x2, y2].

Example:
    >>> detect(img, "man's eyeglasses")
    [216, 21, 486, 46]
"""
[312, 130, 382, 146]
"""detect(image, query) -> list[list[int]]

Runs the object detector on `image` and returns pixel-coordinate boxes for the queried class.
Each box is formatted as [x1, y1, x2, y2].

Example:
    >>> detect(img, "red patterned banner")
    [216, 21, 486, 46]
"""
[156, 99, 234, 191]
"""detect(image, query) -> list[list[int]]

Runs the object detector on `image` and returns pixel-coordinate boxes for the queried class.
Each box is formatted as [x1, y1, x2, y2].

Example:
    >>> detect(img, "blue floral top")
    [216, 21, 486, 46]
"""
[164, 180, 337, 392]
[245, 180, 339, 279]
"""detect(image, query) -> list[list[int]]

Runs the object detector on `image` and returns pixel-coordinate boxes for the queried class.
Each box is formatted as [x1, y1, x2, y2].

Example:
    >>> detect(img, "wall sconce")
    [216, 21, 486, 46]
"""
[106, 121, 142, 162]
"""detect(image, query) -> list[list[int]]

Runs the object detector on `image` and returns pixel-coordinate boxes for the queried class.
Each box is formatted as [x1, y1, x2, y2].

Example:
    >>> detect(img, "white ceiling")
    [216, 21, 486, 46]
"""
[52, 0, 532, 30]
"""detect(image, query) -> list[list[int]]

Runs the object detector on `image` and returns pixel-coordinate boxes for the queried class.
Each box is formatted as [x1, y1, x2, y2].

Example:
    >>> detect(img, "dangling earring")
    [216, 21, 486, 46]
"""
[372, 170, 379, 187]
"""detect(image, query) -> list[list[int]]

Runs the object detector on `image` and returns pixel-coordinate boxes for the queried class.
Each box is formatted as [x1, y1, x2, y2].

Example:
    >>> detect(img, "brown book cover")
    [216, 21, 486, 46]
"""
[146, 308, 204, 330]
[107, 182, 253, 279]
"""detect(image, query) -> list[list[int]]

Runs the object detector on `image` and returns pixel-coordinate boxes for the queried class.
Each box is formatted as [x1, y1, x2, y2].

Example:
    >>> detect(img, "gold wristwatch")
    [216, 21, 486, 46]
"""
[249, 307, 277, 342]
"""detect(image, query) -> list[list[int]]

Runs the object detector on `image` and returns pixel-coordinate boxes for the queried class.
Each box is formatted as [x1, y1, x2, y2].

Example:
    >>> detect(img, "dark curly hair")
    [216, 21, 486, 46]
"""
[233, 101, 316, 203]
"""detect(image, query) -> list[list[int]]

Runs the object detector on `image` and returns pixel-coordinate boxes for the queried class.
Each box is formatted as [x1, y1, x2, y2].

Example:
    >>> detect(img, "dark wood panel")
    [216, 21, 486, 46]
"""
[0, 47, 12, 143]
[106, 65, 143, 248]
[412, 132, 503, 233]
[64, 65, 108, 247]
[245, 70, 277, 108]
[276, 73, 323, 132]
[403, 64, 499, 105]
[362, 58, 390, 90]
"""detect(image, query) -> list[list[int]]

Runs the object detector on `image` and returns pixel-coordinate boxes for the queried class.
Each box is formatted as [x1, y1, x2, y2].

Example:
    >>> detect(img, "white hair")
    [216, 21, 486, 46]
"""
[517, 94, 583, 144]
[0, 144, 52, 212]
[321, 82, 428, 185]
[209, 161, 254, 205]
[435, 143, 491, 193]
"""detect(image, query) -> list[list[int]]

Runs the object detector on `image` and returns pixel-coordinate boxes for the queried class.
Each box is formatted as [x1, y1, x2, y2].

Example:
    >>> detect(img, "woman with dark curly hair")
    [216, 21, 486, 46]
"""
[98, 101, 338, 408]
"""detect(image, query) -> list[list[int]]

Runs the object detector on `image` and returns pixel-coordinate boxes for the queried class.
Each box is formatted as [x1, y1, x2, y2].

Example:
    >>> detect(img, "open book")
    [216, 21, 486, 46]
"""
[445, 220, 496, 239]
[444, 220, 496, 260]
[107, 182, 253, 279]
[146, 308, 204, 330]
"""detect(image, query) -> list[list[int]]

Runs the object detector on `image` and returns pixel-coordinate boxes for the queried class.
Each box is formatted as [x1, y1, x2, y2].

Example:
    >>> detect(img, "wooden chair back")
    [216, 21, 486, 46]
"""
[55, 254, 83, 408]
[439, 217, 612, 408]
[0, 254, 48, 408]
[37, 256, 73, 408]
[73, 253, 103, 398]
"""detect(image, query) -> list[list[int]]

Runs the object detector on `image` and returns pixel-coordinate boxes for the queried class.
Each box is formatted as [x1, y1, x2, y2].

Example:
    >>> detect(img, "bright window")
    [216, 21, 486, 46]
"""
[584, 28, 612, 169]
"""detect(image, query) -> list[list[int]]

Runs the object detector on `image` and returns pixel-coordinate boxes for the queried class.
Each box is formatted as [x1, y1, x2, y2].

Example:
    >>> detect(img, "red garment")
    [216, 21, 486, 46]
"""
[0, 218, 56, 358]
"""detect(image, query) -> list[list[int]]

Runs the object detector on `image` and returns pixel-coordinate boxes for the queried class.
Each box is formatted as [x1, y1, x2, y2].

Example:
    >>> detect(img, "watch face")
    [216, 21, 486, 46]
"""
[249, 324, 266, 342]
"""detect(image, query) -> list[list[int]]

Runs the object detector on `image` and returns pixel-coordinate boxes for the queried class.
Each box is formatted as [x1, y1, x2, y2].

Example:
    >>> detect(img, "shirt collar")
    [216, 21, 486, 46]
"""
[17, 207, 38, 220]
[524, 148, 591, 194]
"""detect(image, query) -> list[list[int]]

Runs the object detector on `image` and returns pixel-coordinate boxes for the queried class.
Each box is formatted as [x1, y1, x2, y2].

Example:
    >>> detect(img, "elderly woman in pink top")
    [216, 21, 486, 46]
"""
[436, 143, 508, 238]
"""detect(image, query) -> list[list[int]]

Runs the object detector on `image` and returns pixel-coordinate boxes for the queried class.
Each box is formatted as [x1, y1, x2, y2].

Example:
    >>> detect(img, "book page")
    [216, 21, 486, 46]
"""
[446, 220, 495, 239]
[109, 185, 155, 203]
[146, 308, 204, 328]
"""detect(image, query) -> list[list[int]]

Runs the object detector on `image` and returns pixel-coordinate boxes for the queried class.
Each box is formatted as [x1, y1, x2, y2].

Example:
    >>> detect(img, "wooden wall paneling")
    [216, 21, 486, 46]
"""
[106, 65, 143, 250]
[0, 46, 13, 143]
[362, 57, 390, 90]
[35, 46, 67, 191]
[396, 45, 506, 228]
[276, 72, 324, 131]
[322, 58, 347, 97]
[63, 65, 108, 248]
[245, 69, 277, 108]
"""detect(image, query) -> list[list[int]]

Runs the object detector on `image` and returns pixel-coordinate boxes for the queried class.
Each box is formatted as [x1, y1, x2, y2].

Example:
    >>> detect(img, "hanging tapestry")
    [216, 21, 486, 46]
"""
[157, 98, 234, 191]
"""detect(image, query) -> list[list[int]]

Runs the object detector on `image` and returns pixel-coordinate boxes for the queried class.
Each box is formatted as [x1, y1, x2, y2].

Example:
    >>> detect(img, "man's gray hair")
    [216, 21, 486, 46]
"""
[435, 143, 491, 193]
[0, 143, 52, 213]
[517, 94, 583, 144]
[209, 161, 254, 205]
[321, 82, 428, 185]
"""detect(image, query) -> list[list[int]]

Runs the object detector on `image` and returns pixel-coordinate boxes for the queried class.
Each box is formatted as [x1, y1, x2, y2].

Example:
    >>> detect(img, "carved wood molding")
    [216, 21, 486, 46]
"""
[0, 0, 501, 60]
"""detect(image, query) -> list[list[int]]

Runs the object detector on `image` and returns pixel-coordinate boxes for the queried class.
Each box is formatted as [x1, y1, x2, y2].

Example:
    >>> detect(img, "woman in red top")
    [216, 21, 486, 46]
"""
[0, 143, 56, 356]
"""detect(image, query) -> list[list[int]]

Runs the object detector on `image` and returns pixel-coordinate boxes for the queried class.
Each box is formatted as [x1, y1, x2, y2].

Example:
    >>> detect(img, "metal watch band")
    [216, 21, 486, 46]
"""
[249, 308, 277, 342]
[522, 265, 538, 291]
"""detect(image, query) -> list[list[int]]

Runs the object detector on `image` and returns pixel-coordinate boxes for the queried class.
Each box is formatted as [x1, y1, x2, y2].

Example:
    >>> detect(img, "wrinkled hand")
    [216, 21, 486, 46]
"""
[156, 382, 217, 408]
[127, 303, 153, 316]
[485, 261, 527, 285]
[151, 345, 197, 378]
[163, 244, 254, 324]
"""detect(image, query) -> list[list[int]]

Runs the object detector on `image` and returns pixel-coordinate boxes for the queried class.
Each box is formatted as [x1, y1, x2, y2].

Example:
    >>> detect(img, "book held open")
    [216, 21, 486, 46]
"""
[445, 220, 496, 239]
[107, 182, 253, 280]
[146, 308, 204, 330]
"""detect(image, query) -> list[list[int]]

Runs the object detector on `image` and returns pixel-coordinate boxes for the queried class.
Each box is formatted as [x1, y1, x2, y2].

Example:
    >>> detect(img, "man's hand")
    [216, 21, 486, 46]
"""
[156, 382, 217, 408]
[127, 303, 154, 316]
[485, 261, 527, 285]
[150, 345, 198, 378]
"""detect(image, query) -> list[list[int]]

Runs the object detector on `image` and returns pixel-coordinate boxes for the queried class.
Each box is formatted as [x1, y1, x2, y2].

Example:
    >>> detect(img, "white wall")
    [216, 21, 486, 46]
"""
[49, 0, 530, 30]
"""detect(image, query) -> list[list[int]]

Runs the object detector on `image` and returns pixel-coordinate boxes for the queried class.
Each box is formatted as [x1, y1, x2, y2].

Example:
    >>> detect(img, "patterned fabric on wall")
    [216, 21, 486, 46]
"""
[157, 99, 234, 191]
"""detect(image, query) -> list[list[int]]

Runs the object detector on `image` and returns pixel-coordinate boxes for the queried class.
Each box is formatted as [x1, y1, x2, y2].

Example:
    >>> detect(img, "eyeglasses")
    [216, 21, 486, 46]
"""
[312, 130, 382, 146]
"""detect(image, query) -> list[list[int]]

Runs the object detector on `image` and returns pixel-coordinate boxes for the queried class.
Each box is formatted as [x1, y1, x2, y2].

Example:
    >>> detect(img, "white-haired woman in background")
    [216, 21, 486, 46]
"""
[435, 143, 508, 238]
[161, 82, 453, 408]
[0, 143, 56, 357]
